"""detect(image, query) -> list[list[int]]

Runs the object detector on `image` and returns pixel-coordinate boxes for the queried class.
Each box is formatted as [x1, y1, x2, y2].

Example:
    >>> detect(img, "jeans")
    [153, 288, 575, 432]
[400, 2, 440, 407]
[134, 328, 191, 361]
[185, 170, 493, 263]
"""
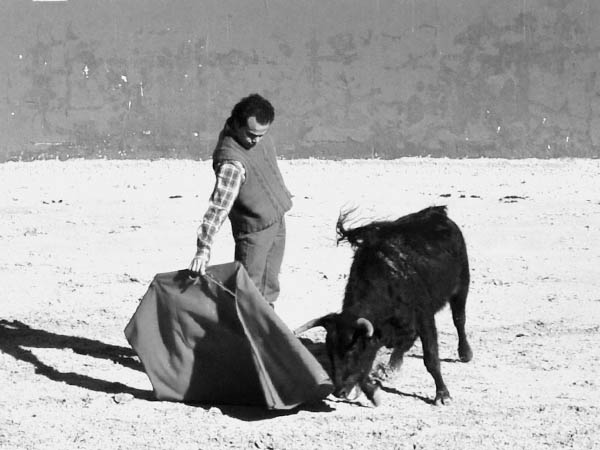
[233, 217, 286, 304]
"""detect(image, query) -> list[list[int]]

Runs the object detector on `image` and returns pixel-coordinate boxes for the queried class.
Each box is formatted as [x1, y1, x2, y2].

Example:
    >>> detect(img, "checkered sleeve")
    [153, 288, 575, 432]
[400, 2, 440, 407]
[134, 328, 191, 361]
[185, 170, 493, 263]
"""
[196, 161, 245, 258]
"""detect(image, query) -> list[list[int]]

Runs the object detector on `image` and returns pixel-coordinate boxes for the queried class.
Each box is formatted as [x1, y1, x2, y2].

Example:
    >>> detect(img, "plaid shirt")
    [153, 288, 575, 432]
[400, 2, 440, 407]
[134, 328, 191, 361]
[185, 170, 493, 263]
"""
[196, 161, 245, 259]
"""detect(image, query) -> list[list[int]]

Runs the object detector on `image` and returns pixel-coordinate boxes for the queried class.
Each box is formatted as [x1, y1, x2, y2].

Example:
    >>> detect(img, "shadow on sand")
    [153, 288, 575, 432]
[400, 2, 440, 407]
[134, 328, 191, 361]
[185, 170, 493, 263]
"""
[0, 319, 335, 420]
[0, 319, 153, 399]
[198, 398, 335, 422]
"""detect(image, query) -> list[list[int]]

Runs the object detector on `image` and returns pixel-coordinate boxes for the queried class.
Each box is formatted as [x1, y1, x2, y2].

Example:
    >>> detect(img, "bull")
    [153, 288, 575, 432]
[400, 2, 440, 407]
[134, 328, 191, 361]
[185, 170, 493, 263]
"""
[295, 206, 473, 406]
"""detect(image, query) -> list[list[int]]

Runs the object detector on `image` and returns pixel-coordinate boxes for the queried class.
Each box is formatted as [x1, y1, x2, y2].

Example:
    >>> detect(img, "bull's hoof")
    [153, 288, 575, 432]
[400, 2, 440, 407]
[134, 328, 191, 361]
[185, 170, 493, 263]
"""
[458, 343, 473, 363]
[434, 390, 451, 406]
[369, 388, 383, 407]
[361, 381, 383, 407]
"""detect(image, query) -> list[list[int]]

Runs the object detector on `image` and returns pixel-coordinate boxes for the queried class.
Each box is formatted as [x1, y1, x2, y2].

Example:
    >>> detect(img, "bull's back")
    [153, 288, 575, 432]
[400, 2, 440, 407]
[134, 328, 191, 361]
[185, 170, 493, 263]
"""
[342, 206, 469, 313]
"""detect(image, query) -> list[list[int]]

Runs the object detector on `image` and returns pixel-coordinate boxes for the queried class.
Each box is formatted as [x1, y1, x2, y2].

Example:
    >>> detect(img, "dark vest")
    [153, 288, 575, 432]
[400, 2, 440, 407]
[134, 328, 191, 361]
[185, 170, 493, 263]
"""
[212, 125, 293, 233]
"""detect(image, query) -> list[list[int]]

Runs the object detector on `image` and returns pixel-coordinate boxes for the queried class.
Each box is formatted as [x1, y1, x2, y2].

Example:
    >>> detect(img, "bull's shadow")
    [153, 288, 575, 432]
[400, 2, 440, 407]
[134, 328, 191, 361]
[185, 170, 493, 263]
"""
[378, 385, 433, 405]
[406, 352, 464, 364]
[0, 319, 152, 399]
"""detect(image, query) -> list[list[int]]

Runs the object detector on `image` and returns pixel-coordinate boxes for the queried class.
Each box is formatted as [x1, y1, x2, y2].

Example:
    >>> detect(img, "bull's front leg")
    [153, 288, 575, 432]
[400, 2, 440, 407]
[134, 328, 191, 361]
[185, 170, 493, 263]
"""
[419, 316, 451, 405]
[371, 339, 414, 384]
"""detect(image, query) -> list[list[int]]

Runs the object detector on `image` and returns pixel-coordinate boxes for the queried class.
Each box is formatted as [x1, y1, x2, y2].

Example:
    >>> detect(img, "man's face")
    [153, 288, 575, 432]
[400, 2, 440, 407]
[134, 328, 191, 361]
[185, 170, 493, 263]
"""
[233, 116, 270, 149]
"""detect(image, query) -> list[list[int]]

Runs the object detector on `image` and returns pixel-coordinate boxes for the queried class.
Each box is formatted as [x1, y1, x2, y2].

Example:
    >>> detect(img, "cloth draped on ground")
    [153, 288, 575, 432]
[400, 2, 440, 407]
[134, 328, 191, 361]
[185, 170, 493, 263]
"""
[124, 262, 333, 409]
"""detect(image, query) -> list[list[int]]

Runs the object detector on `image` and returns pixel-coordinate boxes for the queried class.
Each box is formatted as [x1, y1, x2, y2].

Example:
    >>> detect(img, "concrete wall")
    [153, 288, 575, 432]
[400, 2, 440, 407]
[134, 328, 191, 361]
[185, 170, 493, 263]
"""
[1, 0, 600, 161]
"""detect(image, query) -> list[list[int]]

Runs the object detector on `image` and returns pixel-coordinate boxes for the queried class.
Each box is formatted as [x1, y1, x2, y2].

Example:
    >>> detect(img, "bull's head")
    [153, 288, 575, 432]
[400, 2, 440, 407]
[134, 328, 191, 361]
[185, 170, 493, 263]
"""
[295, 313, 381, 404]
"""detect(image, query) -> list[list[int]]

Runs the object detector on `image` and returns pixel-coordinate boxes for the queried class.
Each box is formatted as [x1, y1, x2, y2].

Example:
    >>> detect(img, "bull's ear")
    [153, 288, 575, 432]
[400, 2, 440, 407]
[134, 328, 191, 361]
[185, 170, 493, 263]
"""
[294, 313, 337, 335]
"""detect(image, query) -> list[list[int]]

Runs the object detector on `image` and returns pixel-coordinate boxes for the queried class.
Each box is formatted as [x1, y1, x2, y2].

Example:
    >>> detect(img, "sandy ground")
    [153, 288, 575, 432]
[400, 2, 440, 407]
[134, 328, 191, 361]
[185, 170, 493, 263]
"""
[1, 157, 599, 450]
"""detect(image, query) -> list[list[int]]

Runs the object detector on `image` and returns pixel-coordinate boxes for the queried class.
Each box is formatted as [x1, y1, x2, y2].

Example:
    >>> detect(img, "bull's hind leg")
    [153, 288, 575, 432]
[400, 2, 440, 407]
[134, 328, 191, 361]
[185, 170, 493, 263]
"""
[418, 315, 450, 405]
[450, 280, 473, 363]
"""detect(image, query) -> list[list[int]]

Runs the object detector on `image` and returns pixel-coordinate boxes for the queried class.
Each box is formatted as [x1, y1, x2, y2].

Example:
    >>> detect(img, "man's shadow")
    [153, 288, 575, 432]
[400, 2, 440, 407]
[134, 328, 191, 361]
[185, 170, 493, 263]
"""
[0, 319, 153, 400]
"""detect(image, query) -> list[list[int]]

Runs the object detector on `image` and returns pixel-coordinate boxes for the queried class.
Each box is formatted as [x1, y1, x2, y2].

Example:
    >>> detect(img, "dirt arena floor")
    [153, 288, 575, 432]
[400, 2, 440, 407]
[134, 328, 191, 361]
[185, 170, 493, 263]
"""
[1, 157, 599, 449]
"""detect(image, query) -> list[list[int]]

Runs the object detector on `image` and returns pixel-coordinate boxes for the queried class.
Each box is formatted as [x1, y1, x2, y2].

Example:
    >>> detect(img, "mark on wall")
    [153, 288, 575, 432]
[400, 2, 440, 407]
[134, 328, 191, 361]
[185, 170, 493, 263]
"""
[2, 0, 600, 161]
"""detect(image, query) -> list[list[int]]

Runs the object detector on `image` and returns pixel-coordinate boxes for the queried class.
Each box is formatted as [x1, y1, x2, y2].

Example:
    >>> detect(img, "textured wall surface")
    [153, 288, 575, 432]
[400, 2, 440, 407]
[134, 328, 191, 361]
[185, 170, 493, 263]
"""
[1, 0, 600, 161]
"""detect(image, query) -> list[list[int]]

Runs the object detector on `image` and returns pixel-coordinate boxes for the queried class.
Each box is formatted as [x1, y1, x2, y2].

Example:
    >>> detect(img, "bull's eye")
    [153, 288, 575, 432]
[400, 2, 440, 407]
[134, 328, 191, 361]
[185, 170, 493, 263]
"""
[338, 341, 353, 355]
[343, 333, 362, 353]
[342, 332, 357, 350]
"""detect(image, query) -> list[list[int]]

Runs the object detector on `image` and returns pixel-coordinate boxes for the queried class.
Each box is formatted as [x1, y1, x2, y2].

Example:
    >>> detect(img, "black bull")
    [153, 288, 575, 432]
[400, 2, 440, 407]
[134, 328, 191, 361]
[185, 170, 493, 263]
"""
[295, 206, 473, 406]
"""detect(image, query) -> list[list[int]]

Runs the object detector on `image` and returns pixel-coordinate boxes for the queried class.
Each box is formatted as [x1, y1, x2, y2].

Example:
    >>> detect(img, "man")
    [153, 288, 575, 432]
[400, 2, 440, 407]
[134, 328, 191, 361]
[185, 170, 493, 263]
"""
[189, 93, 293, 306]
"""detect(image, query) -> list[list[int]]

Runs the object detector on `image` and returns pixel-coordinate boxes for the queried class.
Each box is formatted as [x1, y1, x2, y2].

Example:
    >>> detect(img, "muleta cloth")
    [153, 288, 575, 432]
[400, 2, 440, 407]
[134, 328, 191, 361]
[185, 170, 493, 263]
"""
[124, 261, 333, 409]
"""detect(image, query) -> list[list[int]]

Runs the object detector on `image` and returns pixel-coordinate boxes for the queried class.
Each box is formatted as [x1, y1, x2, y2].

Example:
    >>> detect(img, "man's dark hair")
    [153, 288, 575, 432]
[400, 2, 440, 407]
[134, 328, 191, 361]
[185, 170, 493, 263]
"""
[230, 93, 275, 127]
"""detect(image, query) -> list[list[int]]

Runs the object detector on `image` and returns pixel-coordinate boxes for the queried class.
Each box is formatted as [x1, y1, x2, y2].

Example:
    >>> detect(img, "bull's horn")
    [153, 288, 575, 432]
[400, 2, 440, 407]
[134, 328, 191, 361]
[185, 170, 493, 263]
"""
[294, 314, 334, 335]
[356, 318, 374, 337]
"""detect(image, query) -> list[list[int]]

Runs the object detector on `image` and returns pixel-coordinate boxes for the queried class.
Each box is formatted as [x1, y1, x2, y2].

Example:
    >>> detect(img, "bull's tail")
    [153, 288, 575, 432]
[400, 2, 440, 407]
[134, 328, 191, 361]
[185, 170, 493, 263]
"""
[337, 206, 452, 248]
[336, 208, 374, 247]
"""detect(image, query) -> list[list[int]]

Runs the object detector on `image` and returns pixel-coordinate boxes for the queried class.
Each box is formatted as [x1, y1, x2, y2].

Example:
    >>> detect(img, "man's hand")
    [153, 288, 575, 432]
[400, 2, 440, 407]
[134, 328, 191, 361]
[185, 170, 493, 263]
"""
[189, 253, 208, 276]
